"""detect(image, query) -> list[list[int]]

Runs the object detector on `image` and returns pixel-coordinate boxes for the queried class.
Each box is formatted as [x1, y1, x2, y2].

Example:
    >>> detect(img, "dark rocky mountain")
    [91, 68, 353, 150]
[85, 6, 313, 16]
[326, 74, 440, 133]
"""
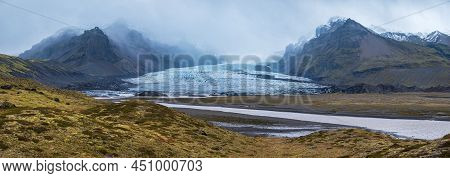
[280, 18, 450, 89]
[51, 27, 137, 77]
[20, 27, 136, 77]
[19, 25, 202, 78]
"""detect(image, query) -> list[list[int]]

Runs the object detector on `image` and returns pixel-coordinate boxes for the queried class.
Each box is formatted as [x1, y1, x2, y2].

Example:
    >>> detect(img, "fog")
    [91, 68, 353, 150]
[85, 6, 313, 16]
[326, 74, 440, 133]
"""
[1, 0, 449, 57]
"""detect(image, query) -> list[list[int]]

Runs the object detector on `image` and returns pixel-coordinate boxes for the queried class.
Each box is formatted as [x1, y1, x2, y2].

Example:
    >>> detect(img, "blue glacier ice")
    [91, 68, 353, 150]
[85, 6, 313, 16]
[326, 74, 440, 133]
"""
[124, 64, 327, 96]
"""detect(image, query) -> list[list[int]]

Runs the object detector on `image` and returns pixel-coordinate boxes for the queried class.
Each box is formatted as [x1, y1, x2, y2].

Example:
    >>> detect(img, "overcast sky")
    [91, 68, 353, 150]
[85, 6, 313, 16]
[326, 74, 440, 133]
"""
[0, 0, 449, 57]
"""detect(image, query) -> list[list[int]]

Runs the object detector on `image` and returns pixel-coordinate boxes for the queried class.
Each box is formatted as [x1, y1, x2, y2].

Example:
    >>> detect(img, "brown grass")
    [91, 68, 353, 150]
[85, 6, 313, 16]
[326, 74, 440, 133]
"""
[1, 77, 449, 158]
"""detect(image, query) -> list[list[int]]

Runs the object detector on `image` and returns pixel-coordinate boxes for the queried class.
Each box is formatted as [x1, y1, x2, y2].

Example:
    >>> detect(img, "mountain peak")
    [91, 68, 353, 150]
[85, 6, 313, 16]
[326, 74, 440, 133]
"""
[426, 31, 450, 45]
[315, 17, 370, 38]
[78, 27, 111, 45]
[327, 16, 349, 23]
[344, 18, 357, 24]
[430, 31, 444, 35]
[427, 30, 444, 38]
[315, 17, 347, 37]
[282, 17, 450, 89]
[83, 27, 106, 36]
[339, 18, 370, 32]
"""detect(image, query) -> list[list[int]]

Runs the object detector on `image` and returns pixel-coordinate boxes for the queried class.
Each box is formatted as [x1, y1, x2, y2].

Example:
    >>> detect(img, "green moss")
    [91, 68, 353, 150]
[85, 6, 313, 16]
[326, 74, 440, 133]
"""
[15, 120, 34, 126]
[54, 119, 74, 128]
[17, 135, 31, 142]
[31, 126, 49, 134]
[0, 54, 31, 75]
[439, 141, 450, 148]
[402, 144, 426, 152]
[138, 147, 157, 157]
[0, 141, 9, 150]
[440, 150, 450, 158]
[43, 136, 53, 140]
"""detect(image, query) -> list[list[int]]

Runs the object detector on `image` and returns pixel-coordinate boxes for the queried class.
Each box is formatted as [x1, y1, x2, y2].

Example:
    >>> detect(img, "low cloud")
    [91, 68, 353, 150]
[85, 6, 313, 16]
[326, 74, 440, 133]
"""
[0, 0, 449, 57]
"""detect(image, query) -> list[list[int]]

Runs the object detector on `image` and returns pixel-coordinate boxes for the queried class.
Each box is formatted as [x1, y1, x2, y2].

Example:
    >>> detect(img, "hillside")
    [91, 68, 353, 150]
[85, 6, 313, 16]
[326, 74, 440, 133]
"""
[281, 18, 450, 89]
[0, 54, 96, 87]
[0, 77, 449, 157]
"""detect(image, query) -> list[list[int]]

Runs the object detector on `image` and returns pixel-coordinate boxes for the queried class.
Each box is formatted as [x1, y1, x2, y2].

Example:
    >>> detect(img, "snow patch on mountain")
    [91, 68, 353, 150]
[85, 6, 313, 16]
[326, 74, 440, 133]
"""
[378, 30, 449, 45]
[426, 31, 450, 46]
[315, 16, 348, 38]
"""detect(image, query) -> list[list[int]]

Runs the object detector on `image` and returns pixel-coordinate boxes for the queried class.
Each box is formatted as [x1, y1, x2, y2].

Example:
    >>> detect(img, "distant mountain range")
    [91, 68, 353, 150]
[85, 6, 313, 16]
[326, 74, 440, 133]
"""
[5, 18, 450, 92]
[20, 23, 201, 77]
[279, 18, 450, 90]
[380, 31, 450, 46]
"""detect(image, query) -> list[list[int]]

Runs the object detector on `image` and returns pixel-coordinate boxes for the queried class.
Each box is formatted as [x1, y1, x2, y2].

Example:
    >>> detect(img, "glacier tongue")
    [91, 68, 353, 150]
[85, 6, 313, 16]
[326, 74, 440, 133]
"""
[124, 64, 326, 96]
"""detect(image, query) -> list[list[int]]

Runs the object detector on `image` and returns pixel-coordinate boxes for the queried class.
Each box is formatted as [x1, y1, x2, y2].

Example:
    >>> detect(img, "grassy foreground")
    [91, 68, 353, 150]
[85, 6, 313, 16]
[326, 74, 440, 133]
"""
[0, 77, 449, 157]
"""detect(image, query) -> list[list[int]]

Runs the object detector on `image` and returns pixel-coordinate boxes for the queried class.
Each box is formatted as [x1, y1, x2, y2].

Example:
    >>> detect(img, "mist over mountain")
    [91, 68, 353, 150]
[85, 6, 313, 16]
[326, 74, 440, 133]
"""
[20, 27, 133, 77]
[19, 24, 203, 77]
[12, 16, 450, 91]
[103, 22, 201, 60]
[19, 28, 83, 60]
[280, 18, 450, 89]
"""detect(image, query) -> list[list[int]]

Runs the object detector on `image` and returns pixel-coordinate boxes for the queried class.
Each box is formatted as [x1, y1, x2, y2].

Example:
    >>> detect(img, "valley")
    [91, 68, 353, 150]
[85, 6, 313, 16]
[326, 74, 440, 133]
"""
[1, 17, 449, 158]
[0, 77, 449, 157]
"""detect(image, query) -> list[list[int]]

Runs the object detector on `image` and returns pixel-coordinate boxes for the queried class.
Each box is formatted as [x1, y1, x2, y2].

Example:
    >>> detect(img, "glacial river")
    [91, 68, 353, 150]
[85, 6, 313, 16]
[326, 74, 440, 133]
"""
[160, 103, 450, 140]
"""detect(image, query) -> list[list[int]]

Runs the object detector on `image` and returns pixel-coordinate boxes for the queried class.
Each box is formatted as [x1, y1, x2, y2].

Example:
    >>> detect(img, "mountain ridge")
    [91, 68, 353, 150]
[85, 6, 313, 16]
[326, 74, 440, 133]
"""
[280, 18, 450, 89]
[19, 25, 202, 78]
